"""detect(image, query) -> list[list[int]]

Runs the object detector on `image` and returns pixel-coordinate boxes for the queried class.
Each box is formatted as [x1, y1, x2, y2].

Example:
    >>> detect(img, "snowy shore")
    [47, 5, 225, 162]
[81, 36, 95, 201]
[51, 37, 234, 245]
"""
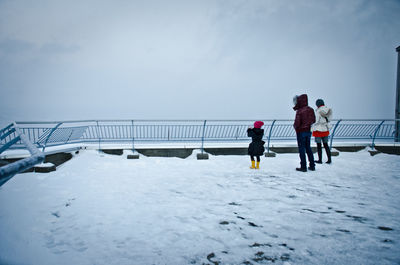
[0, 149, 399, 264]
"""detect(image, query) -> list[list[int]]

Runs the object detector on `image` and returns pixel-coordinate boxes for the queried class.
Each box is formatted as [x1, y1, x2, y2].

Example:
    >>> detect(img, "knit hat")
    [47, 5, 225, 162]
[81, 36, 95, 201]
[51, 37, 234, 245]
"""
[316, 99, 325, 107]
[254, 121, 264, 128]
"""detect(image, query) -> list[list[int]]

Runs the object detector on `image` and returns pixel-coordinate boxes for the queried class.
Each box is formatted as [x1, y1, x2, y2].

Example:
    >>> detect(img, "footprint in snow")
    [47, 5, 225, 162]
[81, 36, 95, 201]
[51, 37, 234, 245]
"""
[51, 212, 60, 218]
[249, 242, 272, 248]
[248, 222, 260, 227]
[378, 226, 393, 231]
[336, 228, 351, 233]
[346, 215, 368, 223]
[279, 243, 295, 251]
[206, 252, 220, 265]
[65, 198, 76, 207]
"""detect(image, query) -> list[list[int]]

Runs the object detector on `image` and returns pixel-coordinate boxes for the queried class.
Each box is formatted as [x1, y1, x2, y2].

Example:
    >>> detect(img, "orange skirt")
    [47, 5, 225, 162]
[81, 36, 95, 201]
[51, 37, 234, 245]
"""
[313, 131, 329, 137]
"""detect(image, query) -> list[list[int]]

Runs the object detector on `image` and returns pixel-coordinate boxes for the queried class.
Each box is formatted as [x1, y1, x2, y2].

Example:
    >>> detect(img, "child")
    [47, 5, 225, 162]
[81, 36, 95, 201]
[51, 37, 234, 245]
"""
[247, 121, 265, 169]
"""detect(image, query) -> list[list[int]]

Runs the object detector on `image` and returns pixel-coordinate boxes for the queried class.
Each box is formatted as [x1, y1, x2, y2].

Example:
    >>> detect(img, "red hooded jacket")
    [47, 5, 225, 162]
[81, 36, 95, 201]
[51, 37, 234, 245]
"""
[293, 94, 316, 133]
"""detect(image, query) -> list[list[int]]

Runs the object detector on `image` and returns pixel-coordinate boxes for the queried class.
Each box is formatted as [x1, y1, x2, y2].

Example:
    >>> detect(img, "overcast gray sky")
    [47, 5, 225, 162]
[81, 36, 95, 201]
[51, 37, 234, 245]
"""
[0, 0, 399, 124]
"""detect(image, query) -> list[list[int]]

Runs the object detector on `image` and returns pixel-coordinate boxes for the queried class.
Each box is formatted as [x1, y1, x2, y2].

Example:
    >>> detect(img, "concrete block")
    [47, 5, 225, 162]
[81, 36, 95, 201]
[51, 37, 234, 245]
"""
[137, 149, 193, 158]
[125, 150, 140, 159]
[127, 154, 140, 159]
[205, 148, 247, 156]
[44, 152, 73, 167]
[375, 146, 400, 155]
[335, 146, 365, 152]
[101, 149, 123, 156]
[331, 149, 340, 156]
[197, 153, 209, 160]
[264, 151, 276, 157]
[368, 149, 381, 156]
[270, 147, 298, 153]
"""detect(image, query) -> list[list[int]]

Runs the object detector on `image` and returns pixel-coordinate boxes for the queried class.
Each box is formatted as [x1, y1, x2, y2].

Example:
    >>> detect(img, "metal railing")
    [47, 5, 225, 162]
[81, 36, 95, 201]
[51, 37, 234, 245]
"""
[0, 119, 397, 152]
[0, 123, 45, 185]
[0, 119, 397, 182]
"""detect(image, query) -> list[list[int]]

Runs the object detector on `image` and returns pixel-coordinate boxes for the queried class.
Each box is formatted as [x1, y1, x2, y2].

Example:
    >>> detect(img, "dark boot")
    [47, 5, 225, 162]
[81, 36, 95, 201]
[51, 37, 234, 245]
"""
[323, 142, 332, 164]
[296, 167, 307, 172]
[315, 143, 323, 164]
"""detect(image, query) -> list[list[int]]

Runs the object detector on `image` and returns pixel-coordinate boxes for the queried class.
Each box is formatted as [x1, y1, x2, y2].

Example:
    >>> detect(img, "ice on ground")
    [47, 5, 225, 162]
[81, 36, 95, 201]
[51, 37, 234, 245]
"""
[0, 149, 399, 265]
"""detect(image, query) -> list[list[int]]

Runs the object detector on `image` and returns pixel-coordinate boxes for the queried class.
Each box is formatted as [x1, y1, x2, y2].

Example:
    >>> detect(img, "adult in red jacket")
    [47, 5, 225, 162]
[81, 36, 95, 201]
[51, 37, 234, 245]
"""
[293, 94, 316, 172]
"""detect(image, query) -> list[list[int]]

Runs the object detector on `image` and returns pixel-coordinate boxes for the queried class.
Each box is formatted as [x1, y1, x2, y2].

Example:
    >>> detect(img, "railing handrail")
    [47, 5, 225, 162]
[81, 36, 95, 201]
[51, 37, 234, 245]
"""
[13, 118, 400, 125]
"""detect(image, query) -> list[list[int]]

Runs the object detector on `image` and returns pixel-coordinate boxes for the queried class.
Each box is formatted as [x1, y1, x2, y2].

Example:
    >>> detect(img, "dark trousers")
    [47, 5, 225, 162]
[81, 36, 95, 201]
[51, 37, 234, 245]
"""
[250, 155, 260, 162]
[297, 132, 315, 169]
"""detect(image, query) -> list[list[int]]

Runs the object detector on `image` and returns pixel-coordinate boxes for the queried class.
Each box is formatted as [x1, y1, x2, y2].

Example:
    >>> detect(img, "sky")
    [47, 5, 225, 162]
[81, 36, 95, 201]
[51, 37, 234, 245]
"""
[0, 0, 400, 124]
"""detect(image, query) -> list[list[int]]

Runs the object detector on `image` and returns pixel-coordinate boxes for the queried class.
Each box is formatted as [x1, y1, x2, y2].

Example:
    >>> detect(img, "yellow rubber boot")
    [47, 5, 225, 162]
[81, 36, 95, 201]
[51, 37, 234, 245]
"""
[250, 160, 255, 169]
[256, 161, 260, 169]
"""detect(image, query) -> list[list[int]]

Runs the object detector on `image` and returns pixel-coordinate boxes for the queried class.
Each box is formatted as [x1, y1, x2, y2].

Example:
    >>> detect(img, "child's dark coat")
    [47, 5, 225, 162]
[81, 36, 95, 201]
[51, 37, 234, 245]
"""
[247, 128, 265, 156]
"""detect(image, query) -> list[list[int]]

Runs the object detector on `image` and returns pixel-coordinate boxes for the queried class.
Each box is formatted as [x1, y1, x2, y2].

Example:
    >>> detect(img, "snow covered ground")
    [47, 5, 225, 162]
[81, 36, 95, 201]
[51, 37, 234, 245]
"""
[0, 149, 399, 265]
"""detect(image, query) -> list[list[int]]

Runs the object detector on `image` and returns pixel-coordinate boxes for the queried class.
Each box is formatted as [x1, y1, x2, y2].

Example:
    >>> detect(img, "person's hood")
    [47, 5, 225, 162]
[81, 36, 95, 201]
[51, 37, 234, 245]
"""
[293, 94, 308, 110]
[318, 105, 332, 117]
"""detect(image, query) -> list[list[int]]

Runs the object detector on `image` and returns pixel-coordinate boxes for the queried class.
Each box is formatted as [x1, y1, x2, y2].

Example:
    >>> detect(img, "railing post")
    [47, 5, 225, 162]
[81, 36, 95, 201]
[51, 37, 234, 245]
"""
[131, 120, 135, 151]
[96, 121, 101, 151]
[329, 119, 342, 150]
[266, 120, 276, 153]
[371, 120, 385, 150]
[395, 46, 400, 141]
[201, 120, 207, 154]
[42, 122, 63, 152]
[196, 120, 209, 160]
[235, 127, 239, 140]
